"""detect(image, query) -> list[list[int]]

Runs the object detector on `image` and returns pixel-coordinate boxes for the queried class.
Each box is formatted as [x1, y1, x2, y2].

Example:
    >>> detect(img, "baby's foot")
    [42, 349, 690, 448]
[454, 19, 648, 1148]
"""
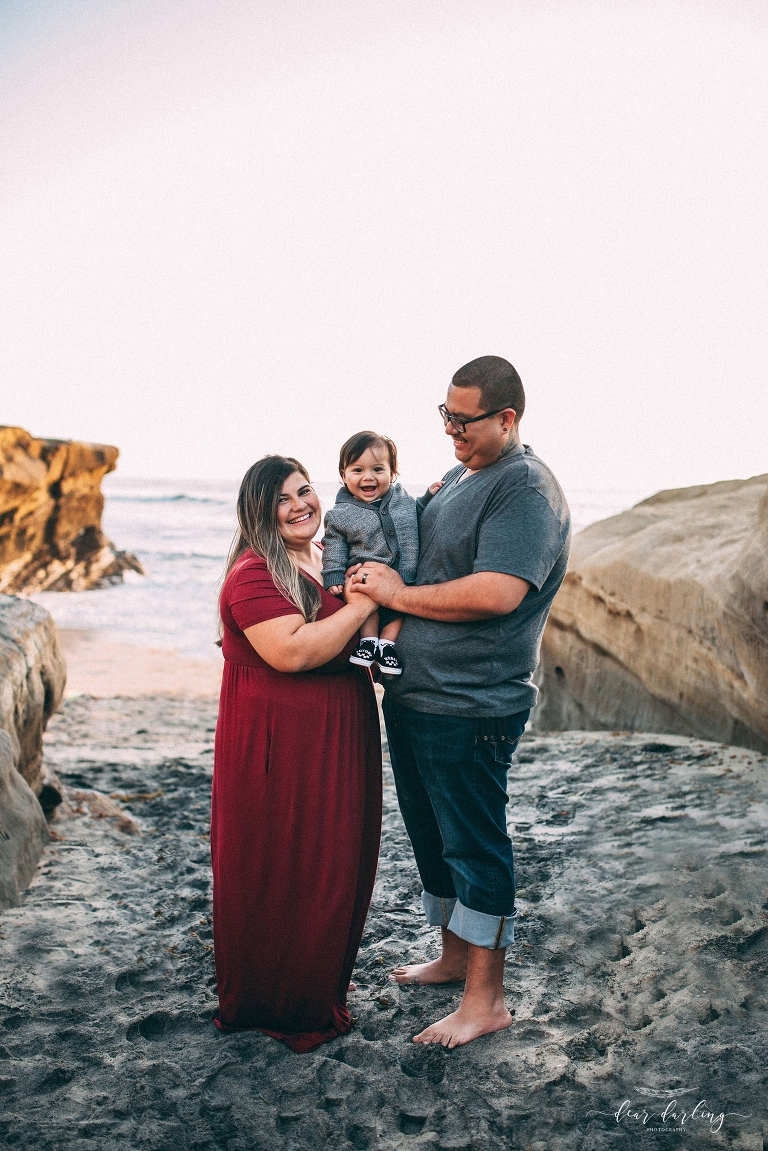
[349, 638, 378, 667]
[376, 641, 403, 676]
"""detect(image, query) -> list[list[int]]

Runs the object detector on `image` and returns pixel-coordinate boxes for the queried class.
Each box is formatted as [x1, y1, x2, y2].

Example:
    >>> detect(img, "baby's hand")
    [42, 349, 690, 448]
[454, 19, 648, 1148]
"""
[328, 585, 344, 597]
[428, 480, 444, 495]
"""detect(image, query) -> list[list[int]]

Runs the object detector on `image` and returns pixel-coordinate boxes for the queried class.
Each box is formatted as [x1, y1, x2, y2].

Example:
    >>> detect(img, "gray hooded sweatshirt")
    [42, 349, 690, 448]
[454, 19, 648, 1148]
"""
[321, 483, 432, 590]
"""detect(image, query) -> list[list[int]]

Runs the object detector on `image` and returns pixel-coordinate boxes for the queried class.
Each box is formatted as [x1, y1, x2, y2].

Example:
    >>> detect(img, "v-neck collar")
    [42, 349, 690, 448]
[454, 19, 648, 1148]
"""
[453, 442, 524, 485]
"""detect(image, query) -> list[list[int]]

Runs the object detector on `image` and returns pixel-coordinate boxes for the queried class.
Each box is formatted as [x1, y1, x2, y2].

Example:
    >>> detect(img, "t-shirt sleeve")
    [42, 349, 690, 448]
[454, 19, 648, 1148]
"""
[473, 482, 565, 592]
[225, 557, 303, 632]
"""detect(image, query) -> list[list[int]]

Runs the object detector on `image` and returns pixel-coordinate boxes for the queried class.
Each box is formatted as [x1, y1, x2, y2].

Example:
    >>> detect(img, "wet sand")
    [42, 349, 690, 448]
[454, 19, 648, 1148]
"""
[0, 666, 766, 1148]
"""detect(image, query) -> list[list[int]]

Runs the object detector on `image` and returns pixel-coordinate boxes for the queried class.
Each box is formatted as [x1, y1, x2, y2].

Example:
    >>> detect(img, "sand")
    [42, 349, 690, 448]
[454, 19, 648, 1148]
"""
[0, 667, 766, 1149]
[57, 629, 222, 698]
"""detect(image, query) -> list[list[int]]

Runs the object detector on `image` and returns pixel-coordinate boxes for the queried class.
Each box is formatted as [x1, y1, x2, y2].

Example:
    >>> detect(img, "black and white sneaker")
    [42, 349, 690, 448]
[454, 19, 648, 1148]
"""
[349, 638, 378, 667]
[376, 642, 403, 676]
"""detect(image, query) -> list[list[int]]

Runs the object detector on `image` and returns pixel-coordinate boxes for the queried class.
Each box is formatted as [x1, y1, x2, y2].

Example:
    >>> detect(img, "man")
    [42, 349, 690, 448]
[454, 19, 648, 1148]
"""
[350, 355, 571, 1048]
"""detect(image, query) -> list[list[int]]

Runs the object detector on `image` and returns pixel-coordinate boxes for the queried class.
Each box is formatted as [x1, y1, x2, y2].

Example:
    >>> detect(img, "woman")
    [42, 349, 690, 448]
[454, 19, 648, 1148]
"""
[211, 455, 382, 1052]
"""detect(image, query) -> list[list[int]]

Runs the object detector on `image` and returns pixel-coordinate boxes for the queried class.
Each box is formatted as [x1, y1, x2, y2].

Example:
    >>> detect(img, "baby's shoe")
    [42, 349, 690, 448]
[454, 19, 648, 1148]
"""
[376, 640, 403, 676]
[349, 638, 378, 667]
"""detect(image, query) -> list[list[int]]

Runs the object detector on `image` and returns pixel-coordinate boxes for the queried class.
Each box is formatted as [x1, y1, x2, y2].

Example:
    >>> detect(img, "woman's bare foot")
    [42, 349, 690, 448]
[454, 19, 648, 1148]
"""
[389, 955, 467, 986]
[413, 1002, 514, 1048]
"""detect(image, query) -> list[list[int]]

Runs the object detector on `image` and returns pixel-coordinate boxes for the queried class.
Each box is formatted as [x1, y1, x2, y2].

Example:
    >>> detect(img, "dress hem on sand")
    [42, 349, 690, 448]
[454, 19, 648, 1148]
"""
[213, 1002, 351, 1053]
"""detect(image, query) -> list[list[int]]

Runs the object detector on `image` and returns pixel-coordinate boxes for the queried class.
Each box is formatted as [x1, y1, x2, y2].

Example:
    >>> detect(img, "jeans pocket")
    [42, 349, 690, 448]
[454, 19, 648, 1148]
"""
[487, 737, 518, 766]
[476, 712, 529, 762]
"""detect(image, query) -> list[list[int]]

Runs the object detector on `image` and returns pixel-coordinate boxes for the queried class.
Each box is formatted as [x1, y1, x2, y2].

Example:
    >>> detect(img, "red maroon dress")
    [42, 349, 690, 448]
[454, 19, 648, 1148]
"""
[211, 550, 382, 1052]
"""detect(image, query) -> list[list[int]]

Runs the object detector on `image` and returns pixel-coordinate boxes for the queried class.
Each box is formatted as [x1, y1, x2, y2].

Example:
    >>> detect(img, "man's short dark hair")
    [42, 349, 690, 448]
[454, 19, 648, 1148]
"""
[451, 356, 525, 423]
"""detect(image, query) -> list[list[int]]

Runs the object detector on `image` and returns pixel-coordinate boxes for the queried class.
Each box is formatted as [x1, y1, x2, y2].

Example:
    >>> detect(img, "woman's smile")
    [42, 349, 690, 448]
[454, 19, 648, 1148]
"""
[287, 511, 313, 524]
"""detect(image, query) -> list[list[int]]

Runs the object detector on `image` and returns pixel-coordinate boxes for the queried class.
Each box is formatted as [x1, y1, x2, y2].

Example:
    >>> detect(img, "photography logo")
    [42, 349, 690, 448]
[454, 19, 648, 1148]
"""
[587, 1086, 754, 1136]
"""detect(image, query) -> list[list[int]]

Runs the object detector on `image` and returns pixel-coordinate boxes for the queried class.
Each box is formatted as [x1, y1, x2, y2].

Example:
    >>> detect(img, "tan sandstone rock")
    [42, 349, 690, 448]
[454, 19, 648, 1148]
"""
[535, 473, 768, 752]
[0, 425, 143, 594]
[0, 595, 66, 793]
[0, 596, 65, 908]
[0, 730, 50, 911]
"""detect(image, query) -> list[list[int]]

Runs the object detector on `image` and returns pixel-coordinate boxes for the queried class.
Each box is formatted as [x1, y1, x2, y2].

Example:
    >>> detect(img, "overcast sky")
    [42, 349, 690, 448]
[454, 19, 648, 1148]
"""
[1, 0, 766, 492]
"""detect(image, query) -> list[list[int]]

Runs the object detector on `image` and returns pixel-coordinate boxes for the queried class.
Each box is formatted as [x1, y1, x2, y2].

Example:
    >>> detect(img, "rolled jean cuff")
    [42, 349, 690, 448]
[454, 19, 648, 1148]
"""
[421, 891, 457, 928]
[448, 899, 517, 949]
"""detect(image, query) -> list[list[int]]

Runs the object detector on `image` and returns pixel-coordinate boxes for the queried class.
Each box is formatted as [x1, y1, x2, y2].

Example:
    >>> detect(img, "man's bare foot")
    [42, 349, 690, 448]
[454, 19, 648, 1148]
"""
[413, 1002, 514, 1048]
[390, 927, 468, 985]
[389, 956, 467, 986]
[407, 936, 513, 1046]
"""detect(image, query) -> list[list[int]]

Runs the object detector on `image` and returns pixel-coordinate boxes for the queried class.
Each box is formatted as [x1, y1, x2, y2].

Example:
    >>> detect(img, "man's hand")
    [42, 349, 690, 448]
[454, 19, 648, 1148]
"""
[348, 562, 404, 608]
[349, 564, 530, 622]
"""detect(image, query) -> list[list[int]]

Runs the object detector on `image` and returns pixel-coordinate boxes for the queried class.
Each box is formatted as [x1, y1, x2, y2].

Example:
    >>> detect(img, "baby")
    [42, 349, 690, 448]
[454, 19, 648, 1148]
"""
[322, 431, 442, 675]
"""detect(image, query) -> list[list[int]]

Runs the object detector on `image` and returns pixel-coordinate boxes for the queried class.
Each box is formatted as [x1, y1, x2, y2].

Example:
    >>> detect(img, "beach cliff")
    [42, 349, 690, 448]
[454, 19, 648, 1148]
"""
[0, 425, 143, 594]
[535, 473, 768, 752]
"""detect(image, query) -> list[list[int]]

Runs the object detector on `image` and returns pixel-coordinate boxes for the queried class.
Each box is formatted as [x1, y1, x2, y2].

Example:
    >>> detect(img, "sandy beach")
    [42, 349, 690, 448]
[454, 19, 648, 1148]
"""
[57, 629, 223, 699]
[0, 646, 766, 1149]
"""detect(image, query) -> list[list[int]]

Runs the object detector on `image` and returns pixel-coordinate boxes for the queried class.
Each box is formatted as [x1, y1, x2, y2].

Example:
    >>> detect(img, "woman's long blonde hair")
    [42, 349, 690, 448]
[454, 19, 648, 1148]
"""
[221, 455, 322, 624]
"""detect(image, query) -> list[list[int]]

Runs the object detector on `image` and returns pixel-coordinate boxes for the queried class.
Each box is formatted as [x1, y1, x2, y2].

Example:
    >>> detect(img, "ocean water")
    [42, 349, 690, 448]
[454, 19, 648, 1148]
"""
[30, 476, 649, 661]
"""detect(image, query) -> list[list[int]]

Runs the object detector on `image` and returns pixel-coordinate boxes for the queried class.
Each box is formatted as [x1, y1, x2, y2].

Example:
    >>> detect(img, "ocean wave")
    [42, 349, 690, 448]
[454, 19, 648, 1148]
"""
[106, 494, 230, 505]
[128, 551, 228, 562]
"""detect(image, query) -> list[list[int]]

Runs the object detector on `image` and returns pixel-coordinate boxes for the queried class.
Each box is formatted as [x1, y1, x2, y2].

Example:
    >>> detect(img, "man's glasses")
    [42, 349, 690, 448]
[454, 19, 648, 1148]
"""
[438, 403, 511, 434]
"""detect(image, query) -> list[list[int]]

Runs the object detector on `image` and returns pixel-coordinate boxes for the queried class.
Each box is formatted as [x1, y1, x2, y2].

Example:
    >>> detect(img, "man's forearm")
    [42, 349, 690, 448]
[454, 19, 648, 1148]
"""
[390, 572, 529, 622]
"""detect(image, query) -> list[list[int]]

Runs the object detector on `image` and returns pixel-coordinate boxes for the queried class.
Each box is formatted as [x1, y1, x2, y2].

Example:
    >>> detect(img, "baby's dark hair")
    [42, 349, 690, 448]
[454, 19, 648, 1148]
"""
[338, 431, 398, 477]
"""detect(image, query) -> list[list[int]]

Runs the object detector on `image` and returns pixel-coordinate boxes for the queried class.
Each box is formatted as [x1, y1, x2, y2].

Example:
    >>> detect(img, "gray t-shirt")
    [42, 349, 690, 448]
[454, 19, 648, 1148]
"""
[386, 443, 571, 717]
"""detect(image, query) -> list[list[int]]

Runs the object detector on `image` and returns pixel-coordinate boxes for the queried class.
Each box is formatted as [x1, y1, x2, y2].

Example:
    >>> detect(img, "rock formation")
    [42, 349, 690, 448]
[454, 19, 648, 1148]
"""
[0, 596, 65, 909]
[0, 595, 67, 795]
[535, 473, 768, 752]
[0, 425, 143, 594]
[0, 731, 49, 911]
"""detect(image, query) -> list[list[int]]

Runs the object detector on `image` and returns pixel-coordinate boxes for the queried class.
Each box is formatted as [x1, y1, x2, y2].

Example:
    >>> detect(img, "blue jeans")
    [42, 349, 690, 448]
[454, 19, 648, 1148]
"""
[382, 697, 529, 950]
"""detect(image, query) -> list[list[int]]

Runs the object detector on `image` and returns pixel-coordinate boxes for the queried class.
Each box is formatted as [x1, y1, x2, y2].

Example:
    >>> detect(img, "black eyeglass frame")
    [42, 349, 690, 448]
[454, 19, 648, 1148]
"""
[438, 403, 512, 434]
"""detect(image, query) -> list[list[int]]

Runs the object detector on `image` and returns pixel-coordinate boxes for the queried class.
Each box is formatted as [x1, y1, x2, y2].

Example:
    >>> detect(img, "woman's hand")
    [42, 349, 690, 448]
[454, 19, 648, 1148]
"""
[342, 569, 375, 606]
[244, 586, 373, 673]
[348, 562, 405, 608]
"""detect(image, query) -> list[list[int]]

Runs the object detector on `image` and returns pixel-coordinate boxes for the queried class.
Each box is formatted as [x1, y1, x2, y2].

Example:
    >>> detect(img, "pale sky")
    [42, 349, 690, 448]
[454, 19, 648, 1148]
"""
[1, 0, 766, 491]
